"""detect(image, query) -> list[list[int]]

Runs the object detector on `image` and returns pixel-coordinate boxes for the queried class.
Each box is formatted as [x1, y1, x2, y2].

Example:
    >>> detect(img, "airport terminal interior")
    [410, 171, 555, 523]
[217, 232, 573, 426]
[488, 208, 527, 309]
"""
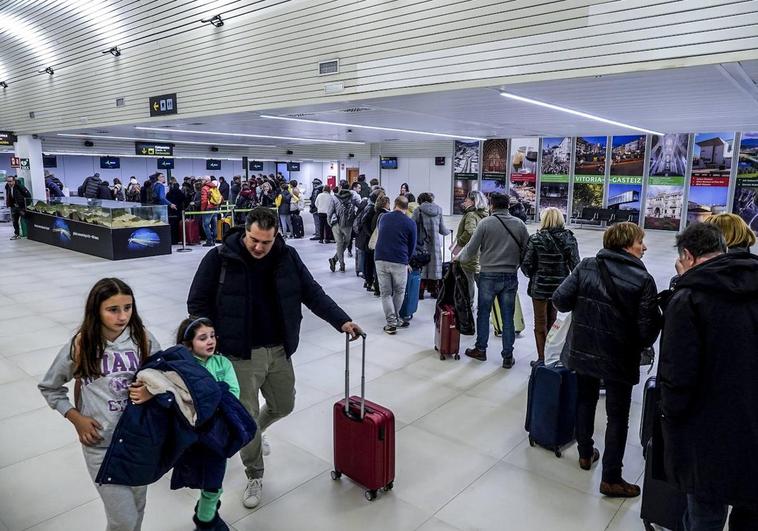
[2, 1, 758, 530]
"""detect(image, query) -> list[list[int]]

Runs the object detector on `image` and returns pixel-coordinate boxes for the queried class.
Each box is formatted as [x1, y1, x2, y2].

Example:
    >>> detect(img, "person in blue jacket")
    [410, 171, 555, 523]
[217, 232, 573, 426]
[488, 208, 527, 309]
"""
[151, 172, 177, 211]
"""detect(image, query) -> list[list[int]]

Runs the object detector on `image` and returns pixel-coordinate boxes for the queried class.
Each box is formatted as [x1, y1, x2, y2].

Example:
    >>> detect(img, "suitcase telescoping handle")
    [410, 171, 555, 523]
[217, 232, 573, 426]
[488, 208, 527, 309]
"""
[344, 332, 368, 420]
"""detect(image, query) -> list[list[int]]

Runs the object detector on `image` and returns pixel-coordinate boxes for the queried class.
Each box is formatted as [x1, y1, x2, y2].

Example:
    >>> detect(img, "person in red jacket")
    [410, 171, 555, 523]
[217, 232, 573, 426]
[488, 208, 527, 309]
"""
[199, 177, 217, 247]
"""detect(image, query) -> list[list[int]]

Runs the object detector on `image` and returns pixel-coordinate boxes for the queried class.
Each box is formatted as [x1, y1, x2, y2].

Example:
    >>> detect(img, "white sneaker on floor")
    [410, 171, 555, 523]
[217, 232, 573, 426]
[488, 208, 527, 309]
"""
[261, 433, 271, 456]
[243, 478, 263, 508]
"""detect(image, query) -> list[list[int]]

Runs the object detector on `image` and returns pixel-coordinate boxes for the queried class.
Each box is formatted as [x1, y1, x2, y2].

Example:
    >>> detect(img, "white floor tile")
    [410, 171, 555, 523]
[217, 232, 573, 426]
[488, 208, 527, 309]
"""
[0, 443, 98, 530]
[435, 462, 620, 531]
[0, 407, 75, 468]
[414, 517, 463, 531]
[24, 500, 105, 531]
[233, 471, 430, 531]
[9, 346, 61, 379]
[0, 378, 48, 420]
[0, 358, 26, 385]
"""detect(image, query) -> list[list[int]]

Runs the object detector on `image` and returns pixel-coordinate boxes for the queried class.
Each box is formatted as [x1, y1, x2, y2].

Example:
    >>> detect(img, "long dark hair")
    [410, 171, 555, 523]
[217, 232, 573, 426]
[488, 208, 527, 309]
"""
[176, 317, 214, 347]
[71, 278, 149, 379]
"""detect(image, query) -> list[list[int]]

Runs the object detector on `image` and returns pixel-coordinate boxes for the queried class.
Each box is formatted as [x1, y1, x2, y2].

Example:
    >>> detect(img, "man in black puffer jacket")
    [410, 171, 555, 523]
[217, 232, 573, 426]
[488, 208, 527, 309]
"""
[187, 207, 362, 509]
[659, 223, 758, 529]
[553, 222, 661, 498]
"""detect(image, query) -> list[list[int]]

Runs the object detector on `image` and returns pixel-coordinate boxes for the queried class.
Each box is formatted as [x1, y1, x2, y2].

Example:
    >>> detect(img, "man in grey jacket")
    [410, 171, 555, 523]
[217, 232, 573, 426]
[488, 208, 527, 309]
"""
[456, 192, 529, 368]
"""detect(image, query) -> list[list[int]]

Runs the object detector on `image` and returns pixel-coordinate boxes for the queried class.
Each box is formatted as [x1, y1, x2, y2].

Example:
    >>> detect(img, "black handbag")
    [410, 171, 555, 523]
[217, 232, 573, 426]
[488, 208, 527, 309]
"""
[410, 217, 432, 269]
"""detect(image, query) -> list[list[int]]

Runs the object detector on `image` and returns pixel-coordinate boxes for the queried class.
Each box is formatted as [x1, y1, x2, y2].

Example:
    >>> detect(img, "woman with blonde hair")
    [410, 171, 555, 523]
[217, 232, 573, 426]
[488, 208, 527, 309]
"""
[703, 213, 755, 253]
[520, 207, 579, 366]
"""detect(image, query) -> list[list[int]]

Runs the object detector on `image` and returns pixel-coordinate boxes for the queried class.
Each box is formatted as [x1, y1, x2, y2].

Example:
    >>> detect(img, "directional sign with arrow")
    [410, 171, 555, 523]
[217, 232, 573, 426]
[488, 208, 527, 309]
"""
[149, 93, 177, 117]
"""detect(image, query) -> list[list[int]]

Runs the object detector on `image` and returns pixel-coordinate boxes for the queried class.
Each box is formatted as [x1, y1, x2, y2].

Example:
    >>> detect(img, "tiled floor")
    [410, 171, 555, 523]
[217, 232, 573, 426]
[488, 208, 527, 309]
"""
[0, 218, 682, 531]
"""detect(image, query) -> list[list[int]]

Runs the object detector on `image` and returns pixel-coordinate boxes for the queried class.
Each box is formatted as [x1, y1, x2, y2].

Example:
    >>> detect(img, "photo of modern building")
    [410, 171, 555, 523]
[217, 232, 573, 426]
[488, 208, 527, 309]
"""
[692, 132, 734, 178]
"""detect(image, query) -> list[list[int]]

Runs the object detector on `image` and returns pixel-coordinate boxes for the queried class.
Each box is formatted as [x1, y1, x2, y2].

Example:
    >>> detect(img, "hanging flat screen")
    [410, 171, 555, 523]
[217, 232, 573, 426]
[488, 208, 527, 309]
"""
[380, 157, 398, 169]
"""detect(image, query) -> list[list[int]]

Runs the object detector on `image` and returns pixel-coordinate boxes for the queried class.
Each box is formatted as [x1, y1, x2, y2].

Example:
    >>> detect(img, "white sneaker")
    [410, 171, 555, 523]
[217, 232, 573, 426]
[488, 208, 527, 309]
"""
[243, 478, 263, 508]
[261, 433, 271, 456]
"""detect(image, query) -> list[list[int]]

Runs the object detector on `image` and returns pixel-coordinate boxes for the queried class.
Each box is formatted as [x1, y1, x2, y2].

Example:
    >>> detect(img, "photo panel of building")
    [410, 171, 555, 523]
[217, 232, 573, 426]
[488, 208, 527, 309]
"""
[687, 132, 734, 225]
[645, 133, 689, 231]
[510, 137, 539, 220]
[453, 140, 480, 214]
[608, 135, 646, 223]
[480, 139, 507, 209]
[733, 132, 758, 231]
[572, 136, 607, 223]
[539, 137, 571, 216]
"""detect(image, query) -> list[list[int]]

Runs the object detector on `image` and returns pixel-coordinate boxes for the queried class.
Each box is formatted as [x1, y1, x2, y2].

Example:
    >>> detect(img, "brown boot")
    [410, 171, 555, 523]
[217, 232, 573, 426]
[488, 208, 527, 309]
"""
[465, 347, 487, 361]
[578, 448, 600, 471]
[600, 479, 641, 498]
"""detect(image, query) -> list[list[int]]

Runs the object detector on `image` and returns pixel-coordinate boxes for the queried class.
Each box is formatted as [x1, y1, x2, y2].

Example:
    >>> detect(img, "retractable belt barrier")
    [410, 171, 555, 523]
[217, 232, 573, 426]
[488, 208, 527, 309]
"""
[177, 206, 275, 252]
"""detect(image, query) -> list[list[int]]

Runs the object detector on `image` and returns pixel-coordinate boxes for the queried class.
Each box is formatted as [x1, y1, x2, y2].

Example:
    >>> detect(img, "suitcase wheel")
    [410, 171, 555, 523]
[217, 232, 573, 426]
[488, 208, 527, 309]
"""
[554, 448, 562, 458]
[440, 353, 446, 361]
[454, 354, 460, 360]
[434, 346, 438, 351]
[643, 520, 654, 531]
[528, 435, 535, 447]
[330, 470, 342, 481]
[365, 490, 378, 502]
[495, 331, 502, 337]
[383, 481, 394, 492]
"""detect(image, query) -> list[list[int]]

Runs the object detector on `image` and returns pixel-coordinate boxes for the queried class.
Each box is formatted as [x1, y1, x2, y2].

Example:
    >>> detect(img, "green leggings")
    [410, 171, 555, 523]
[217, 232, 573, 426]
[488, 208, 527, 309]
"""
[196, 488, 223, 522]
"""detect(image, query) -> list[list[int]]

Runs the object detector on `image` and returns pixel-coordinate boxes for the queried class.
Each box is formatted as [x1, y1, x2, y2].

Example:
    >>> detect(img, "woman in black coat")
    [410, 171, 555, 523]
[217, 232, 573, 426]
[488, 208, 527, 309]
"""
[553, 222, 661, 498]
[520, 207, 579, 366]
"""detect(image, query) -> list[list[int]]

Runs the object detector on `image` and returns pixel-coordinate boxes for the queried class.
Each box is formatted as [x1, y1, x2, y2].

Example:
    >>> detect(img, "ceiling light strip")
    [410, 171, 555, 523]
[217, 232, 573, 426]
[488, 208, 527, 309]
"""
[499, 92, 664, 136]
[56, 133, 275, 148]
[259, 115, 486, 141]
[134, 126, 365, 145]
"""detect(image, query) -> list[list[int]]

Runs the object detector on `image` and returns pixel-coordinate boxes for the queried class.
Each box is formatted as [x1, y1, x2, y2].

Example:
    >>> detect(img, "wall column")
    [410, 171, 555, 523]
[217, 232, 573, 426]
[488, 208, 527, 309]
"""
[13, 135, 45, 200]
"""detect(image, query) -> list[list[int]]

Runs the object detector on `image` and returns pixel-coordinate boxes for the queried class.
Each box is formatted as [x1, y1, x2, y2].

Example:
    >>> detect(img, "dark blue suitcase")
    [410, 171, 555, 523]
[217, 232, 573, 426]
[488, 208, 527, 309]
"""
[525, 364, 577, 457]
[400, 270, 421, 320]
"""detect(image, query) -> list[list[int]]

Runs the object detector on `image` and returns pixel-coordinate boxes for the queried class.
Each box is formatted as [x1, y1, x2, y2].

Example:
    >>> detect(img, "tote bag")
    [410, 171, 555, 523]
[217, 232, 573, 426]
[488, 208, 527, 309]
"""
[544, 313, 572, 366]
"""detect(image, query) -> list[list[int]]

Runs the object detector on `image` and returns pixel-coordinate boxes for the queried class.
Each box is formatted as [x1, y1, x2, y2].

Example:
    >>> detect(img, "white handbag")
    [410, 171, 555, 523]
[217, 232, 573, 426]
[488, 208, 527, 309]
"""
[544, 313, 572, 366]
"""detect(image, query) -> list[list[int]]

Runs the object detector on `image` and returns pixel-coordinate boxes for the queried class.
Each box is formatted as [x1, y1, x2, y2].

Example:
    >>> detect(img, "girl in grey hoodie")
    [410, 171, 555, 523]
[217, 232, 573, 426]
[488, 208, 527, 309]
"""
[39, 278, 160, 531]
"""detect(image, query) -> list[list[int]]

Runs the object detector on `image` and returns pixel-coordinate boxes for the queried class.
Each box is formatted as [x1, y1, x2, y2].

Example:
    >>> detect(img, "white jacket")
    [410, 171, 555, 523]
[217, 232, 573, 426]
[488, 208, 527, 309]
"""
[315, 192, 332, 214]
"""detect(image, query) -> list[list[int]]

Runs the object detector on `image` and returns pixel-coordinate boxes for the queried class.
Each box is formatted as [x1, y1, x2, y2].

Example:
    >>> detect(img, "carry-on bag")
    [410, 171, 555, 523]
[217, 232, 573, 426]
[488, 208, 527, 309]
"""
[492, 293, 525, 336]
[216, 216, 232, 242]
[291, 212, 305, 238]
[525, 363, 577, 457]
[332, 333, 395, 501]
[399, 269, 422, 321]
[639, 377, 686, 530]
[434, 304, 460, 360]
[183, 218, 201, 245]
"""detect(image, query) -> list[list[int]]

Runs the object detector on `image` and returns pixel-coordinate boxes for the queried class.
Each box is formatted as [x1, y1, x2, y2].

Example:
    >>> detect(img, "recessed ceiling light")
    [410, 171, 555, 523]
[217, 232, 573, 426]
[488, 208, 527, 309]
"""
[259, 114, 486, 141]
[56, 133, 275, 148]
[135, 126, 365, 145]
[499, 91, 663, 136]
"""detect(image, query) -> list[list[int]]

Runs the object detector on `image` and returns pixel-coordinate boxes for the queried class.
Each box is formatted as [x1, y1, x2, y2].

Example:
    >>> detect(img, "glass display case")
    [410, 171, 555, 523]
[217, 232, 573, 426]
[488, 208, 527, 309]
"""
[27, 197, 168, 228]
[25, 198, 172, 260]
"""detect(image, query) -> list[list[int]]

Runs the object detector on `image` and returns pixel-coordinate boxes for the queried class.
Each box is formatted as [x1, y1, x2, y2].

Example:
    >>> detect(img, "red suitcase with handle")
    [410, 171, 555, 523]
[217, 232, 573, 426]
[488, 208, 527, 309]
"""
[332, 333, 395, 501]
[183, 218, 200, 245]
[434, 304, 461, 360]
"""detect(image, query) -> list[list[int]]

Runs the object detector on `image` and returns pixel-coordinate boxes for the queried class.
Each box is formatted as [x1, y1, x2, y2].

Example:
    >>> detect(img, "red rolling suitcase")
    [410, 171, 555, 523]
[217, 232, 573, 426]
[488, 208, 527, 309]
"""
[434, 304, 461, 360]
[332, 333, 395, 501]
[183, 218, 200, 245]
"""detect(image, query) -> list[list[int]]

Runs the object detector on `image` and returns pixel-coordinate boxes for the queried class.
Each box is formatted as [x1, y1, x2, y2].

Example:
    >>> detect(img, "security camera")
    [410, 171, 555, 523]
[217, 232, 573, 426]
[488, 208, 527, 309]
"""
[347, 129, 353, 133]
[211, 146, 219, 152]
[286, 150, 294, 155]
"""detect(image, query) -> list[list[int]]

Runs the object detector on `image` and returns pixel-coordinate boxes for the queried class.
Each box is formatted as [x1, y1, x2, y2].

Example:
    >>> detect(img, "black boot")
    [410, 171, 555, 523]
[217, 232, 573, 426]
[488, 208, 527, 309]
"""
[193, 501, 229, 531]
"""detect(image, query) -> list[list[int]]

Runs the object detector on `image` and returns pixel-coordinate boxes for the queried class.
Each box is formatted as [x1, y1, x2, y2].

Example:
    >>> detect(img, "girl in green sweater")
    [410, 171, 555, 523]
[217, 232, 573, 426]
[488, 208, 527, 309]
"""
[177, 317, 239, 530]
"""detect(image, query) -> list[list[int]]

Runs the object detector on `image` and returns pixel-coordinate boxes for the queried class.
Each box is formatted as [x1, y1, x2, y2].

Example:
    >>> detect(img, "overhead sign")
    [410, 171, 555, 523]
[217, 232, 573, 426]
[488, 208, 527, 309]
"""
[249, 160, 264, 171]
[206, 159, 222, 171]
[19, 158, 30, 170]
[157, 158, 174, 170]
[149, 93, 178, 117]
[135, 141, 174, 157]
[0, 131, 15, 146]
[10, 156, 20, 168]
[100, 156, 120, 169]
[287, 161, 300, 172]
[43, 155, 57, 168]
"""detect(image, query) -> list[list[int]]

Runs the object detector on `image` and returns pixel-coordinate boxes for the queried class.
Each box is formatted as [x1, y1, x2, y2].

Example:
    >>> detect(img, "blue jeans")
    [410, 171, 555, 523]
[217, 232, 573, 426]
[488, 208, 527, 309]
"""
[685, 494, 758, 531]
[475, 272, 518, 358]
[279, 214, 292, 236]
[201, 213, 217, 243]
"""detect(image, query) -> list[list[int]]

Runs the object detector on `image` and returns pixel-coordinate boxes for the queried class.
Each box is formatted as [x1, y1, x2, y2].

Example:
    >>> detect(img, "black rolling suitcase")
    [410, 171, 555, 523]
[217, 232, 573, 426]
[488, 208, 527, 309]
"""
[291, 212, 304, 238]
[639, 376, 687, 531]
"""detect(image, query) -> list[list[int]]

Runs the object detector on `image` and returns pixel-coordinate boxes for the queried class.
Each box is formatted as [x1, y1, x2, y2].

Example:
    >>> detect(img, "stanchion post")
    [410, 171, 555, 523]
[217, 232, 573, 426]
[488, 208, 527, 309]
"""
[177, 210, 192, 253]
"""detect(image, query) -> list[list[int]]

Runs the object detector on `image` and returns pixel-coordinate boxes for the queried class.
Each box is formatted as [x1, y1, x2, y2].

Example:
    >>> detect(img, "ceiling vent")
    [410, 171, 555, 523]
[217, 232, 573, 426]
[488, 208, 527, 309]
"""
[340, 107, 372, 113]
[285, 112, 317, 118]
[383, 138, 399, 142]
[188, 122, 206, 126]
[159, 125, 175, 128]
[96, 130, 109, 134]
[318, 59, 339, 75]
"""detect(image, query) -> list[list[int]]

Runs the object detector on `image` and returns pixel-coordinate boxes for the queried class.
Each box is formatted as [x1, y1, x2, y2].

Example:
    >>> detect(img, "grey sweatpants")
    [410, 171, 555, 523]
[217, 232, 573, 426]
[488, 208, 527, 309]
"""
[331, 224, 353, 266]
[375, 260, 408, 326]
[84, 446, 147, 531]
[232, 346, 296, 479]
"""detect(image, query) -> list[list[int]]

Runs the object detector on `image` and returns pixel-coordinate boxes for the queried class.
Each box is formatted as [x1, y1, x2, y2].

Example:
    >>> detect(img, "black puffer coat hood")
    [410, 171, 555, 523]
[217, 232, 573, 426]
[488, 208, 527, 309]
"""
[552, 249, 662, 385]
[659, 252, 758, 505]
[436, 261, 475, 336]
[521, 228, 580, 299]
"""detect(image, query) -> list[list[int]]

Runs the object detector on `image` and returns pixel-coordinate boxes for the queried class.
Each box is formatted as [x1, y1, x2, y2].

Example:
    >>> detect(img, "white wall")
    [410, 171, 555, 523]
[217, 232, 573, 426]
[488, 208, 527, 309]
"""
[379, 157, 452, 215]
